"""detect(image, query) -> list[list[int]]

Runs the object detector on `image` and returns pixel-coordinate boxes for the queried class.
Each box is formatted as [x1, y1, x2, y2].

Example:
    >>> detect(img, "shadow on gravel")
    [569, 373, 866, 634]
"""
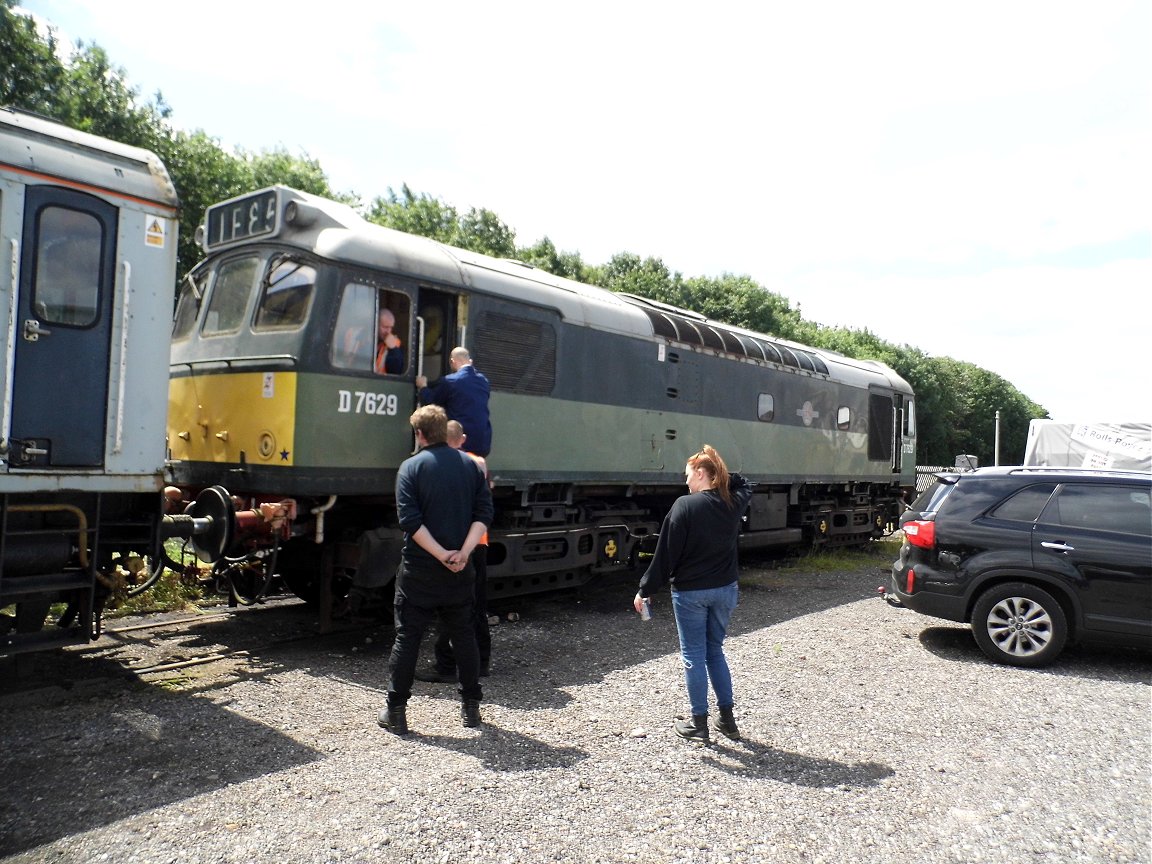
[406, 726, 589, 772]
[915, 625, 1152, 683]
[0, 682, 323, 857]
[702, 739, 894, 788]
[317, 563, 893, 711]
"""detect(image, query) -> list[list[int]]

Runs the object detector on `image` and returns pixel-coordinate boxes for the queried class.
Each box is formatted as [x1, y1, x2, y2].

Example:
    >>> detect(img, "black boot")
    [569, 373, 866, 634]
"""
[714, 706, 740, 741]
[461, 699, 482, 728]
[378, 705, 409, 736]
[674, 714, 710, 742]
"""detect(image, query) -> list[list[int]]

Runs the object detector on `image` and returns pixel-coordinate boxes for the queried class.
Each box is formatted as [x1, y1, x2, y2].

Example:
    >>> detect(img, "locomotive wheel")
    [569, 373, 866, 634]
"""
[217, 558, 275, 606]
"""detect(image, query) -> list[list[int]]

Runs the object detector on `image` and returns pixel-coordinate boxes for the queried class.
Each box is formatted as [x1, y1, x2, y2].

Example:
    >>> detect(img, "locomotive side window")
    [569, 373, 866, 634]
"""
[331, 281, 410, 374]
[757, 394, 775, 422]
[202, 255, 260, 335]
[253, 259, 315, 331]
[34, 206, 102, 327]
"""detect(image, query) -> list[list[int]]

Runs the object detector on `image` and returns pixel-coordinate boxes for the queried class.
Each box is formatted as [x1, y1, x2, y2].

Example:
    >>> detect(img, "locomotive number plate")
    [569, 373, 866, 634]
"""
[338, 389, 399, 416]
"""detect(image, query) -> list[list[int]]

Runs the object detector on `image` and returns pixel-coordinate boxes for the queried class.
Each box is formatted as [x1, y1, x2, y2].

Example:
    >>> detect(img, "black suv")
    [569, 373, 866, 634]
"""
[888, 467, 1151, 667]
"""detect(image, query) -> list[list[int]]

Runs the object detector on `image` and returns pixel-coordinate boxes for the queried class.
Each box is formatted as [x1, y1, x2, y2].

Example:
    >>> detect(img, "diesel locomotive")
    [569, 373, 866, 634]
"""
[0, 109, 257, 657]
[167, 186, 917, 612]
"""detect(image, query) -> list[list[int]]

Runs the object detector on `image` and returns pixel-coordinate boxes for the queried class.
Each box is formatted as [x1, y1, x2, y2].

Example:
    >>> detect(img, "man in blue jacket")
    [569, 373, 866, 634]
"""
[416, 347, 492, 457]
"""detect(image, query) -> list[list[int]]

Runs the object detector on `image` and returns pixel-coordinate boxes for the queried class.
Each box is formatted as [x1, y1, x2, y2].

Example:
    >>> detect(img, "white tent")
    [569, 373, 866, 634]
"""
[1023, 421, 1152, 472]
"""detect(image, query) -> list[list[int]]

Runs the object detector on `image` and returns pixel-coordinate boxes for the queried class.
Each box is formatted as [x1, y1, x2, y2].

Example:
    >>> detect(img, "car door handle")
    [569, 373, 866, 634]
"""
[1041, 541, 1075, 552]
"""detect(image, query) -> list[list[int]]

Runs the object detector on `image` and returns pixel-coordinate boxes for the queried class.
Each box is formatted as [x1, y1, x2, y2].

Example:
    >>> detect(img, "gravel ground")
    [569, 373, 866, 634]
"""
[1, 552, 1149, 864]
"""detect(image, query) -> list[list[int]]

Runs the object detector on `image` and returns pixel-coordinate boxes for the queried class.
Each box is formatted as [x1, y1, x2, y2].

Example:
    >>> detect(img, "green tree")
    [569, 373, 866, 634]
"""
[515, 237, 592, 282]
[680, 274, 804, 338]
[1, 0, 66, 112]
[597, 252, 683, 301]
[245, 147, 332, 197]
[2, 6, 342, 280]
[366, 185, 518, 257]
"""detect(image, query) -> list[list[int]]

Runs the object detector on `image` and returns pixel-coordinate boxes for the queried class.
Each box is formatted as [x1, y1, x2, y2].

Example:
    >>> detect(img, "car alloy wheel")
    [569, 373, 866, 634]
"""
[971, 582, 1068, 668]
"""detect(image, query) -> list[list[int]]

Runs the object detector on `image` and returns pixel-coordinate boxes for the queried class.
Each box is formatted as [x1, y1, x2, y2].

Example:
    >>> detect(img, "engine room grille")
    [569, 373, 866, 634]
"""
[474, 311, 557, 394]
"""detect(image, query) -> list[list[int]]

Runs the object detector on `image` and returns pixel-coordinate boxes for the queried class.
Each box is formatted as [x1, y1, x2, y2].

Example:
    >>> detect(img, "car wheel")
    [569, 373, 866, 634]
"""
[971, 582, 1068, 668]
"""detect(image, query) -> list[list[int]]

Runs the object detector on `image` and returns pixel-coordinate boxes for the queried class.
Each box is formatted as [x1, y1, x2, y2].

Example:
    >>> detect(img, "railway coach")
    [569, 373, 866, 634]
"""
[167, 185, 917, 613]
[0, 109, 247, 656]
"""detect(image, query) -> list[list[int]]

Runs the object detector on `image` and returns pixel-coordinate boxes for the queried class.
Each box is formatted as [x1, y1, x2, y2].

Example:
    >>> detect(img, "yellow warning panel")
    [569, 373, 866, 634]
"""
[145, 217, 167, 248]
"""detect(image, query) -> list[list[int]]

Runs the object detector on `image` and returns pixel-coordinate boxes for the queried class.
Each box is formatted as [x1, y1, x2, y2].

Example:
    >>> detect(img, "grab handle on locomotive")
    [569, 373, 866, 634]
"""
[22, 318, 51, 341]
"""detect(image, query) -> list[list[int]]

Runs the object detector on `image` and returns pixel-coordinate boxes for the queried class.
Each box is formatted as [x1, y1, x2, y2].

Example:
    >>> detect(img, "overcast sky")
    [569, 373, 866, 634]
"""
[19, 1, 1152, 430]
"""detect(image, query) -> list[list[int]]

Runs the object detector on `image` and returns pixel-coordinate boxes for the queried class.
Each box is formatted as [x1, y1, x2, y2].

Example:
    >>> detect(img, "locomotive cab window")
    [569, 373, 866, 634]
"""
[253, 259, 315, 331]
[172, 270, 209, 340]
[331, 281, 410, 375]
[202, 255, 261, 336]
[34, 207, 102, 327]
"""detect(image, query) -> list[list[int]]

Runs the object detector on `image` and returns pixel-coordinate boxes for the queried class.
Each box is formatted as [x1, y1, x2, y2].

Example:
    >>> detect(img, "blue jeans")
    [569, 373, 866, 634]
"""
[671, 582, 738, 717]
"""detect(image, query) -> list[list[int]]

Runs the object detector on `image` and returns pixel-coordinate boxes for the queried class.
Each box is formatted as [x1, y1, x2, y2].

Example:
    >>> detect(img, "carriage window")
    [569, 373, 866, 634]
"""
[254, 260, 315, 330]
[172, 270, 208, 340]
[34, 206, 102, 327]
[202, 255, 260, 335]
[331, 281, 410, 374]
[757, 394, 775, 422]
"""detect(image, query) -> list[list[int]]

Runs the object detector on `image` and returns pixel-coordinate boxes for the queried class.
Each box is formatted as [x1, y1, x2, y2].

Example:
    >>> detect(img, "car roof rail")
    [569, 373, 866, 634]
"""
[1007, 467, 1152, 479]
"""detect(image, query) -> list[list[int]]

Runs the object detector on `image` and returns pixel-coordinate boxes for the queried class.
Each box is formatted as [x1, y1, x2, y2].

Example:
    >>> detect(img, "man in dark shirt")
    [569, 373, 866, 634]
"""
[416, 347, 492, 457]
[378, 405, 493, 735]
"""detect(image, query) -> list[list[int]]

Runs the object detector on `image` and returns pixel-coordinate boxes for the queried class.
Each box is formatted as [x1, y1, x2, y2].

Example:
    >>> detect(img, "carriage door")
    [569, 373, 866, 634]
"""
[9, 187, 117, 468]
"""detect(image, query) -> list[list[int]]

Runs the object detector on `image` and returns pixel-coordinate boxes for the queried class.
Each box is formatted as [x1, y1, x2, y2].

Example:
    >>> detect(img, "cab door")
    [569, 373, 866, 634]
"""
[9, 187, 117, 468]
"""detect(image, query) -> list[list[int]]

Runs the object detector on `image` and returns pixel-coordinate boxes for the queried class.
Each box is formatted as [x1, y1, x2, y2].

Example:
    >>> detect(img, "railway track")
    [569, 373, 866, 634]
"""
[0, 595, 389, 695]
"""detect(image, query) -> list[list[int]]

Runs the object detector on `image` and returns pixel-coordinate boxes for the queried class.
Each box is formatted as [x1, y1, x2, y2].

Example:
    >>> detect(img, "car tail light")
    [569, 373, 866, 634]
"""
[906, 568, 915, 593]
[903, 519, 936, 549]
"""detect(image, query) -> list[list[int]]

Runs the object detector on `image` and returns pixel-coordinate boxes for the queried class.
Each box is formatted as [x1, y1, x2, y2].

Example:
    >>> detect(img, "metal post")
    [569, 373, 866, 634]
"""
[994, 410, 1001, 466]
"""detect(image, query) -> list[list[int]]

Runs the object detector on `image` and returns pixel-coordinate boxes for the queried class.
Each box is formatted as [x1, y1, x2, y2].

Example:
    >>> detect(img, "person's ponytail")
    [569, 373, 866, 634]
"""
[688, 445, 732, 508]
